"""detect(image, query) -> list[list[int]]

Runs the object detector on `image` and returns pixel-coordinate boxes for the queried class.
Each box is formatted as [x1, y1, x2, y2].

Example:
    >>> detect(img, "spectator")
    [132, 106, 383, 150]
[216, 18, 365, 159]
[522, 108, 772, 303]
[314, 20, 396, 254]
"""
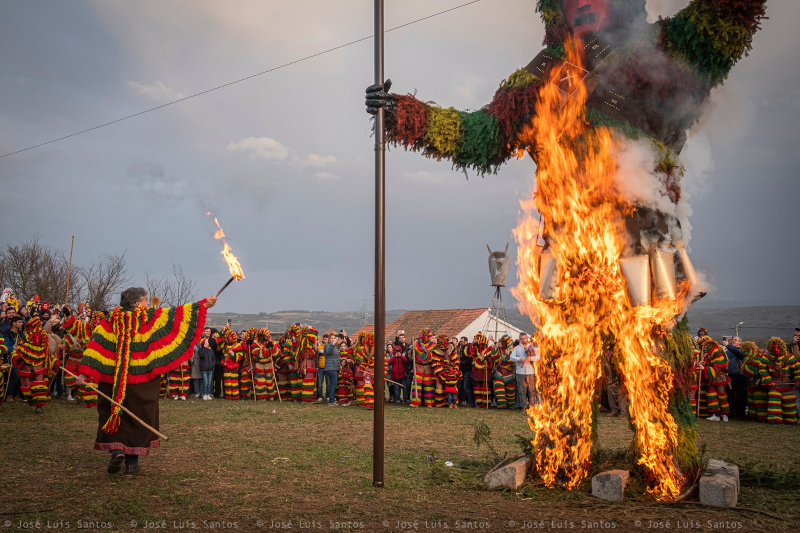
[388, 345, 407, 403]
[0, 288, 11, 303]
[317, 334, 329, 402]
[4, 315, 25, 402]
[722, 336, 747, 419]
[393, 330, 412, 405]
[323, 334, 341, 405]
[211, 328, 223, 398]
[457, 336, 474, 407]
[196, 328, 216, 400]
[189, 328, 209, 398]
[510, 332, 540, 410]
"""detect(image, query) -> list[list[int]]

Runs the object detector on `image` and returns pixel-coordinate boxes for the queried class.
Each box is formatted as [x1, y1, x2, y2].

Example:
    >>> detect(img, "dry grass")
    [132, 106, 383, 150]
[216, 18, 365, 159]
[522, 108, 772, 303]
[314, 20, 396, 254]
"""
[0, 398, 798, 532]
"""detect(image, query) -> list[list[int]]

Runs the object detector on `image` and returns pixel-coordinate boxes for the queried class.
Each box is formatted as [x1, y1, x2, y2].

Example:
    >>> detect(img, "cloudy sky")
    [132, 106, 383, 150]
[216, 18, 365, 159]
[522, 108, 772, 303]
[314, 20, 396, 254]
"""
[1, 0, 798, 314]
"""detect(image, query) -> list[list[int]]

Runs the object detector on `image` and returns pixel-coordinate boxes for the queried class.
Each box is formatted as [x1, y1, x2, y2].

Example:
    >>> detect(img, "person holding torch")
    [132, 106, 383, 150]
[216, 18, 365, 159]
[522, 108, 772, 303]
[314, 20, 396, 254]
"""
[75, 288, 217, 475]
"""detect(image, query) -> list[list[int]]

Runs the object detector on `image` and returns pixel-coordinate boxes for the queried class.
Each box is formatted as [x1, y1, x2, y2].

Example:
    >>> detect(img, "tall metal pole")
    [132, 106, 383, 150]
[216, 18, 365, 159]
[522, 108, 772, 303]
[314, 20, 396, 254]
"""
[372, 0, 386, 489]
[64, 236, 74, 306]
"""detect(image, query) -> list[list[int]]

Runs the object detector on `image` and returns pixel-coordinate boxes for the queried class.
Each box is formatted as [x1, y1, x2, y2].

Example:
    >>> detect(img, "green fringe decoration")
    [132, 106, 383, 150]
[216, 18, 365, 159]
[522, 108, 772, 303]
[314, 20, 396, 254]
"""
[501, 68, 540, 90]
[591, 401, 599, 443]
[424, 106, 462, 160]
[453, 110, 504, 175]
[585, 107, 646, 142]
[669, 316, 700, 475]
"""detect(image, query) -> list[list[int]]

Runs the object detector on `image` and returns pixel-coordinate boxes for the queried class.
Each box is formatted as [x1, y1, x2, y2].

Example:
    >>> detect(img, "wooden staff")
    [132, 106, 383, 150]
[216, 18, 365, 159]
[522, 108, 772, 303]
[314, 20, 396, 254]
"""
[269, 349, 282, 402]
[249, 343, 257, 401]
[64, 236, 74, 306]
[61, 367, 169, 441]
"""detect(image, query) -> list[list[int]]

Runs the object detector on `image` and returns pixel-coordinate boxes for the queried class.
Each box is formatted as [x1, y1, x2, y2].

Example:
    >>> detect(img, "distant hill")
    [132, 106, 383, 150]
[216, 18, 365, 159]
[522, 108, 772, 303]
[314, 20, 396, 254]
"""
[208, 306, 799, 347]
[686, 306, 799, 346]
[207, 306, 538, 338]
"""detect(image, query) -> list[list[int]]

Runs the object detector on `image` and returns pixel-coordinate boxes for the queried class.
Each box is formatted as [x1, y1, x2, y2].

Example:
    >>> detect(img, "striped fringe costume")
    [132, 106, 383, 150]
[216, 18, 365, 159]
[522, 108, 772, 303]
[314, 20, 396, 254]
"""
[252, 335, 278, 400]
[222, 358, 240, 400]
[298, 326, 320, 402]
[336, 354, 354, 404]
[469, 335, 492, 409]
[411, 330, 436, 407]
[11, 318, 52, 409]
[491, 335, 516, 409]
[699, 336, 729, 415]
[80, 378, 98, 408]
[239, 341, 254, 400]
[740, 342, 768, 421]
[168, 360, 191, 399]
[159, 375, 167, 398]
[760, 338, 800, 424]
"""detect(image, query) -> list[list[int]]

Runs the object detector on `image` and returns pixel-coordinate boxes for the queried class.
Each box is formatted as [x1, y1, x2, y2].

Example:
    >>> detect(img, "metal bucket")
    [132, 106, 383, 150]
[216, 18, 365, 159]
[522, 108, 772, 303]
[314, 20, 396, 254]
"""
[650, 249, 677, 301]
[620, 255, 651, 307]
[538, 252, 560, 300]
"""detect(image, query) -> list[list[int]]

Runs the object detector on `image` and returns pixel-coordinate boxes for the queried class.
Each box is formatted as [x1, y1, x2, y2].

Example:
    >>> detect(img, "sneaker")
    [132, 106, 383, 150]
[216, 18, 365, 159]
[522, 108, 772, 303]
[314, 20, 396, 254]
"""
[706, 415, 720, 422]
[5, 396, 14, 403]
[180, 396, 186, 401]
[328, 402, 339, 407]
[172, 396, 179, 400]
[66, 395, 75, 401]
[722, 415, 729, 422]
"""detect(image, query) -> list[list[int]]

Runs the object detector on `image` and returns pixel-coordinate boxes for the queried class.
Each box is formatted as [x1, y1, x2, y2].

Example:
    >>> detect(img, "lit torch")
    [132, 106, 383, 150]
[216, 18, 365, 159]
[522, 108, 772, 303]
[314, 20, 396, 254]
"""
[210, 216, 244, 297]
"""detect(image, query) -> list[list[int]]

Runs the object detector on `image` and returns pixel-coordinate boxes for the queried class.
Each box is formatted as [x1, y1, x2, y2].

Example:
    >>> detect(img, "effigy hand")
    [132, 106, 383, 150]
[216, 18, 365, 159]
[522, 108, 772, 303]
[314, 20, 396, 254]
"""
[365, 79, 394, 115]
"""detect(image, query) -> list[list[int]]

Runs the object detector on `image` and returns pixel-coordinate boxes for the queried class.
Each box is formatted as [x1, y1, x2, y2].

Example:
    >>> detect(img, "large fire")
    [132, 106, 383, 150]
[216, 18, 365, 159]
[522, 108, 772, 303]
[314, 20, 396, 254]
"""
[211, 216, 244, 281]
[512, 39, 685, 500]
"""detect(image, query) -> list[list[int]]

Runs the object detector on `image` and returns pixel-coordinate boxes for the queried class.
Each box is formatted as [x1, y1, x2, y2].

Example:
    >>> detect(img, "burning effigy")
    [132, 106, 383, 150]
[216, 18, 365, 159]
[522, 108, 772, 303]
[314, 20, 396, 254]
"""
[366, 0, 767, 500]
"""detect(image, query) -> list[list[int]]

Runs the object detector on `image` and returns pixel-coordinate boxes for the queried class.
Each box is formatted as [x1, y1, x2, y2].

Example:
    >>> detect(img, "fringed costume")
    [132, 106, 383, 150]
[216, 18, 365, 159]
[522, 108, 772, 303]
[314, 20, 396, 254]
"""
[78, 299, 207, 459]
[336, 349, 355, 405]
[278, 325, 303, 402]
[62, 312, 105, 406]
[168, 360, 191, 400]
[490, 334, 516, 409]
[353, 332, 376, 408]
[760, 338, 800, 424]
[469, 334, 493, 409]
[12, 317, 54, 412]
[431, 334, 457, 408]
[219, 328, 243, 400]
[298, 326, 320, 402]
[239, 329, 258, 400]
[0, 335, 7, 406]
[252, 329, 279, 400]
[740, 341, 768, 422]
[698, 335, 730, 418]
[410, 329, 436, 408]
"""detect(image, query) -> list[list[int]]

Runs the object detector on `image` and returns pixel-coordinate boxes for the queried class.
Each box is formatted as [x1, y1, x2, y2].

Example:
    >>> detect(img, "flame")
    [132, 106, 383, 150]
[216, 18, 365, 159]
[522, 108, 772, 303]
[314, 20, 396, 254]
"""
[211, 216, 244, 281]
[511, 38, 683, 500]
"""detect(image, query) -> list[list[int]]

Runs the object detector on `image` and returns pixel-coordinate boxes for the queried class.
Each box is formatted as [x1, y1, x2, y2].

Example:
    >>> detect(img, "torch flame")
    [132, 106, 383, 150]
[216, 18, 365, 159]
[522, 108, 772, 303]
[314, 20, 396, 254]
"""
[211, 216, 244, 281]
[511, 38, 683, 500]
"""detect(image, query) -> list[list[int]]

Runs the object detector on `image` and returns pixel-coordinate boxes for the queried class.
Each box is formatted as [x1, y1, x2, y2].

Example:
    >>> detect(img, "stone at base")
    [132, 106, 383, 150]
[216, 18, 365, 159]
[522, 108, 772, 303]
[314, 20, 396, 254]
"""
[699, 474, 737, 507]
[705, 459, 740, 496]
[591, 470, 630, 501]
[484, 456, 531, 490]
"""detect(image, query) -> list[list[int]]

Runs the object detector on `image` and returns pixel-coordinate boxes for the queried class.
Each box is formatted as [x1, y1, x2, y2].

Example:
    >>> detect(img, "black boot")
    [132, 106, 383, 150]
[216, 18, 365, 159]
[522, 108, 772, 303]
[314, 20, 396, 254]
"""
[107, 450, 125, 474]
[124, 454, 140, 475]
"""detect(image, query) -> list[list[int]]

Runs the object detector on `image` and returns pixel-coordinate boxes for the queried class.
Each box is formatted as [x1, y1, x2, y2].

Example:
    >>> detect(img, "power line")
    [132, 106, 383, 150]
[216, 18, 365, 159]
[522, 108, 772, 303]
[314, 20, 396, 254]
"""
[0, 0, 482, 160]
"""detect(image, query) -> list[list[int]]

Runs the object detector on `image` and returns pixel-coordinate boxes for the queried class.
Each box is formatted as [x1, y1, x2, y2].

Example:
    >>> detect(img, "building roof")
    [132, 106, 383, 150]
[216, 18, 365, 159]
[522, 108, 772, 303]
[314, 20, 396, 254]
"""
[386, 309, 488, 340]
[352, 324, 374, 338]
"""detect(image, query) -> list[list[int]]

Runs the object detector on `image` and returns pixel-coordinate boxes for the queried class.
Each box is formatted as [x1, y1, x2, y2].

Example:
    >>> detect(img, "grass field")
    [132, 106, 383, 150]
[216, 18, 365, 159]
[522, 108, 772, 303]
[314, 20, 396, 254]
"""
[1, 397, 799, 533]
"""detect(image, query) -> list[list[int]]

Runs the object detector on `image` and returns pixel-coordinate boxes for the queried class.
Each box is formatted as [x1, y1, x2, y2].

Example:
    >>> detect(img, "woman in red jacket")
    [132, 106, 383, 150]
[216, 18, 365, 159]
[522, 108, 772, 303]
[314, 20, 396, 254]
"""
[388, 345, 407, 404]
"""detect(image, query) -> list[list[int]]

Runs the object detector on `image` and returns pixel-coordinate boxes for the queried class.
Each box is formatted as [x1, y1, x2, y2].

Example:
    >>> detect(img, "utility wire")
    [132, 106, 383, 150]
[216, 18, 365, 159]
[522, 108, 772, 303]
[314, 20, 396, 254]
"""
[0, 0, 482, 159]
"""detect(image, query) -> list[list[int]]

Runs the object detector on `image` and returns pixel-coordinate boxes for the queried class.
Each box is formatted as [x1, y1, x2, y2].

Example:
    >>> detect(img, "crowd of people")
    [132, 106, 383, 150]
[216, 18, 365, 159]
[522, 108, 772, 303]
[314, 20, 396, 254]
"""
[1, 288, 799, 426]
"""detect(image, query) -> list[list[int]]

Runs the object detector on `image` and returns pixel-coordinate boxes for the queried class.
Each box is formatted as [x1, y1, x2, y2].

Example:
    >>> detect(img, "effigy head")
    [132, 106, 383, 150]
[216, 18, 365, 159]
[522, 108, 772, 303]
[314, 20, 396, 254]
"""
[474, 332, 488, 349]
[487, 244, 511, 287]
[537, 0, 647, 48]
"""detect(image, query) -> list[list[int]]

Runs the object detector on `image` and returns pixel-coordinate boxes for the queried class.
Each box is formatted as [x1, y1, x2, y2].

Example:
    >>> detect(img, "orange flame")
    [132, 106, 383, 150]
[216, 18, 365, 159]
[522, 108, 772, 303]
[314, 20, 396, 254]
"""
[511, 38, 683, 500]
[211, 216, 244, 280]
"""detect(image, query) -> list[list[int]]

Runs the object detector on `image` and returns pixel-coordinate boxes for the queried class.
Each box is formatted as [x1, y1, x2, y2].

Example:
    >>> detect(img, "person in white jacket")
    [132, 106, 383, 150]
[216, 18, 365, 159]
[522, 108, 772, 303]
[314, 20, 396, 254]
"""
[510, 333, 541, 410]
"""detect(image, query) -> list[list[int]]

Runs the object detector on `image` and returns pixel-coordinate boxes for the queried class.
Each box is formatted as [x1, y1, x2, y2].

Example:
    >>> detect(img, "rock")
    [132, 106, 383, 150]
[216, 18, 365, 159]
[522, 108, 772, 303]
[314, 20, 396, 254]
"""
[484, 456, 531, 490]
[700, 474, 738, 507]
[591, 470, 630, 502]
[705, 459, 739, 496]
[700, 459, 739, 507]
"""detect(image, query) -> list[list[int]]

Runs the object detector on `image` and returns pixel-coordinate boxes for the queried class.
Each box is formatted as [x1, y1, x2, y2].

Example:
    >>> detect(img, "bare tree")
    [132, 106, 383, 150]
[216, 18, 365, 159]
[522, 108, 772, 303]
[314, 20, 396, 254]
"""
[79, 253, 131, 311]
[144, 264, 198, 308]
[0, 235, 82, 305]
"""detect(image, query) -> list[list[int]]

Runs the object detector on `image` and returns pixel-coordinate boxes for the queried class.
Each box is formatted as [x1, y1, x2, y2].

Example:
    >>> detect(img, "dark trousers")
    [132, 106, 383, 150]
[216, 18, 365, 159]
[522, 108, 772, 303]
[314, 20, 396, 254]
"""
[459, 371, 475, 406]
[213, 364, 223, 398]
[729, 374, 748, 418]
[323, 370, 338, 403]
[6, 366, 21, 399]
[403, 374, 413, 403]
[389, 381, 407, 402]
